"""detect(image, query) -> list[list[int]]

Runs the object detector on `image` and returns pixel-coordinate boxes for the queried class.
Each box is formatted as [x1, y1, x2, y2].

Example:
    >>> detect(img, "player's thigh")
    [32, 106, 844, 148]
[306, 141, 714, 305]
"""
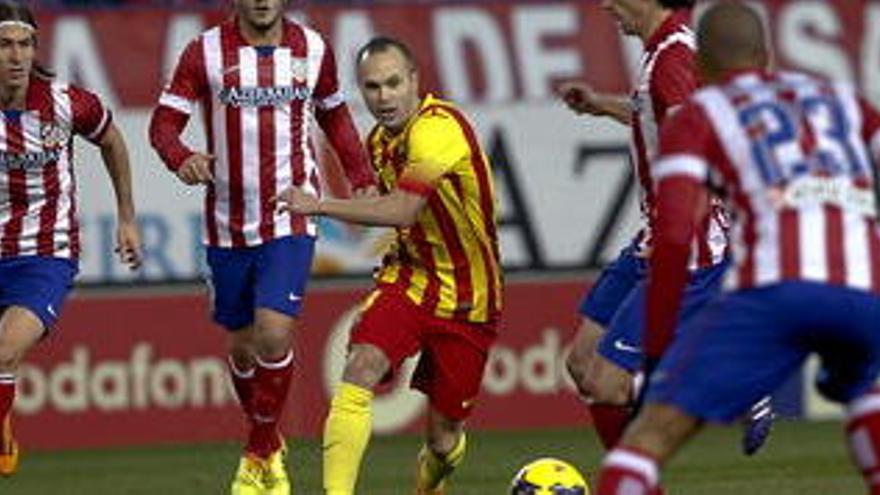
[646, 289, 803, 423]
[253, 235, 315, 320]
[348, 288, 423, 383]
[413, 319, 496, 421]
[810, 287, 880, 403]
[596, 282, 646, 376]
[578, 243, 645, 327]
[206, 246, 256, 331]
[0, 256, 77, 334]
[567, 317, 606, 370]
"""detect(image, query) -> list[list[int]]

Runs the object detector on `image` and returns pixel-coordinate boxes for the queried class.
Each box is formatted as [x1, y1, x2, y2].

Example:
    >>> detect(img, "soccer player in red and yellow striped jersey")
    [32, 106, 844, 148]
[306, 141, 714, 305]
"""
[275, 37, 501, 495]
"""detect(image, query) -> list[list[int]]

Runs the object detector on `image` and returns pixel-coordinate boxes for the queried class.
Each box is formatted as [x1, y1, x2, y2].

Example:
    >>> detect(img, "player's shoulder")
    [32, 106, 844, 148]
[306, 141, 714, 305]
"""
[44, 77, 101, 102]
[282, 17, 332, 53]
[410, 98, 469, 143]
[654, 17, 695, 56]
[413, 95, 470, 128]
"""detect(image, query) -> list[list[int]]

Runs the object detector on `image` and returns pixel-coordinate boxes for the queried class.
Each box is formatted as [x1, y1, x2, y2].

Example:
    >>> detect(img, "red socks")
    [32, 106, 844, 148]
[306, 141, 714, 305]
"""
[228, 358, 255, 417]
[589, 404, 632, 450]
[596, 447, 661, 495]
[246, 351, 295, 458]
[847, 388, 880, 495]
[0, 374, 14, 420]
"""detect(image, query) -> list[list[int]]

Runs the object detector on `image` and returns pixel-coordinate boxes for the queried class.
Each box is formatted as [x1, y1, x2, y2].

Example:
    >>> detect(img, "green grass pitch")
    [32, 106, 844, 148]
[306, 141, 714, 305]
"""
[1, 419, 862, 494]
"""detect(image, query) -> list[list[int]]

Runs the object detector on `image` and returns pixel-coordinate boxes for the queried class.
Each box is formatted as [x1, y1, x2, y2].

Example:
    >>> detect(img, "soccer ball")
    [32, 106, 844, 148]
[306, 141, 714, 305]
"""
[510, 457, 590, 495]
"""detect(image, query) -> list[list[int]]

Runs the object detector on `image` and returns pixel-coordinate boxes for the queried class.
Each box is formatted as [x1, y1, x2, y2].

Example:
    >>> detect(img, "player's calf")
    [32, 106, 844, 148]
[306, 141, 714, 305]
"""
[846, 388, 880, 494]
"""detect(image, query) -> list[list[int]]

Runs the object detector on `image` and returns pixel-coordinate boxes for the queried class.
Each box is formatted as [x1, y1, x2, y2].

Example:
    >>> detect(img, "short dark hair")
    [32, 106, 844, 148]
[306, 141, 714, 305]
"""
[356, 36, 417, 71]
[658, 0, 696, 9]
[0, 0, 53, 79]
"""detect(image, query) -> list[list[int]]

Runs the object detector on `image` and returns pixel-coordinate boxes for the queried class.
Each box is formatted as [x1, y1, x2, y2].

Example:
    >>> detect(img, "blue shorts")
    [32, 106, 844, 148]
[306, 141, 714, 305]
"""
[0, 256, 78, 330]
[206, 235, 315, 331]
[647, 281, 880, 423]
[596, 259, 729, 373]
[578, 241, 647, 326]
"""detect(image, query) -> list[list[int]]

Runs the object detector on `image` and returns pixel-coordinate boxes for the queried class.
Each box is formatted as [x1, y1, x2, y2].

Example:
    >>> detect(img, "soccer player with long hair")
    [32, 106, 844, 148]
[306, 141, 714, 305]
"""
[0, 0, 142, 476]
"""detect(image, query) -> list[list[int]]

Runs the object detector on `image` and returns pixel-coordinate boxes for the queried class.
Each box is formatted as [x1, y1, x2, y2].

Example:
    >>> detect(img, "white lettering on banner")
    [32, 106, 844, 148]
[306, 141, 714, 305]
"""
[434, 8, 514, 102]
[14, 344, 232, 415]
[322, 306, 427, 433]
[864, 5, 880, 107]
[511, 5, 581, 99]
[162, 15, 205, 82]
[51, 17, 119, 108]
[779, 2, 853, 83]
[482, 328, 576, 396]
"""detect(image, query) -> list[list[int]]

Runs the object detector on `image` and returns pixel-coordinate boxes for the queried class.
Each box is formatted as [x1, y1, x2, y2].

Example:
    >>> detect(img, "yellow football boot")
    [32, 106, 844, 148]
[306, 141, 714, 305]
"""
[263, 441, 291, 495]
[0, 414, 19, 477]
[414, 448, 446, 495]
[230, 454, 267, 495]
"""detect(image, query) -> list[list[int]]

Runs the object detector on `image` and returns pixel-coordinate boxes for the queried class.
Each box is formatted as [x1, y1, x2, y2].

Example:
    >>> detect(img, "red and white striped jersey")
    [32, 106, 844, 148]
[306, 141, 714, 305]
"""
[630, 9, 728, 268]
[0, 76, 112, 260]
[654, 70, 880, 293]
[157, 18, 345, 247]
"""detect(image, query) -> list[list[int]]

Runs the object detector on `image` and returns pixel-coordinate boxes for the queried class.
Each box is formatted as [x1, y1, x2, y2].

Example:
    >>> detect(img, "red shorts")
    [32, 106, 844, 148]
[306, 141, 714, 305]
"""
[350, 287, 497, 420]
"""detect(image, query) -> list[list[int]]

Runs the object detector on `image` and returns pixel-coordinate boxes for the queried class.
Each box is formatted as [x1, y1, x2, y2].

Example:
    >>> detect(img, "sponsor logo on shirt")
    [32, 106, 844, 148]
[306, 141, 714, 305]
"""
[217, 84, 311, 108]
[0, 149, 62, 170]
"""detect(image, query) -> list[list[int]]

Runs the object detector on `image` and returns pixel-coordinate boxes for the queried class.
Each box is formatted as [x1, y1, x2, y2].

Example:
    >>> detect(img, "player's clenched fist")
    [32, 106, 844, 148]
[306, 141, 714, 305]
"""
[558, 81, 603, 116]
[176, 153, 214, 185]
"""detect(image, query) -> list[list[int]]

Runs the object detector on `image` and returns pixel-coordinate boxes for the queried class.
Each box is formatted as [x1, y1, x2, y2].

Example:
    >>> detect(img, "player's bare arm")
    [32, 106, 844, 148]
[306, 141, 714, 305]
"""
[557, 81, 632, 125]
[276, 183, 425, 227]
[97, 123, 142, 270]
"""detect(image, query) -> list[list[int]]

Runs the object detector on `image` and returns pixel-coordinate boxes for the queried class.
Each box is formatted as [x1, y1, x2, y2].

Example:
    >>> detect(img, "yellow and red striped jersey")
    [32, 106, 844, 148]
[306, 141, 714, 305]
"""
[366, 94, 502, 323]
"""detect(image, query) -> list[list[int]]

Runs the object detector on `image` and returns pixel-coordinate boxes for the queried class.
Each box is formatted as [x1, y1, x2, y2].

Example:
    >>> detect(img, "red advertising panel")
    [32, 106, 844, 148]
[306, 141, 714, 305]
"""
[33, 1, 878, 109]
[15, 278, 588, 450]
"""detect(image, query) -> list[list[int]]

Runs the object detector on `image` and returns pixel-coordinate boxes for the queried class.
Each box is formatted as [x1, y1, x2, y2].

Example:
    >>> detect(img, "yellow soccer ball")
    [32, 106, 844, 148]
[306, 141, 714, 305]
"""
[510, 457, 590, 495]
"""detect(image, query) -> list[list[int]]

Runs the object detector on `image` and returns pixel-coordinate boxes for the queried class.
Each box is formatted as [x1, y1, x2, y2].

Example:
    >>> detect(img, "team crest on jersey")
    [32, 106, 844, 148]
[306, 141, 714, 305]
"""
[290, 57, 307, 84]
[40, 122, 71, 150]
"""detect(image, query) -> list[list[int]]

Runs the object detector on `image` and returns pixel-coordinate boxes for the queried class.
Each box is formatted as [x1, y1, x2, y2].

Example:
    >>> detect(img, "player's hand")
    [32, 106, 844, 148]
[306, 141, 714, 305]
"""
[352, 185, 379, 199]
[557, 81, 604, 116]
[115, 219, 143, 270]
[274, 186, 321, 216]
[176, 153, 214, 185]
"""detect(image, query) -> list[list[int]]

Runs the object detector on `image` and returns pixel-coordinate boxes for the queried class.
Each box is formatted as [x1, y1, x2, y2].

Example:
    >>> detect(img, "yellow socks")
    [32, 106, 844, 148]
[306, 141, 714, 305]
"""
[323, 382, 373, 495]
[416, 433, 467, 491]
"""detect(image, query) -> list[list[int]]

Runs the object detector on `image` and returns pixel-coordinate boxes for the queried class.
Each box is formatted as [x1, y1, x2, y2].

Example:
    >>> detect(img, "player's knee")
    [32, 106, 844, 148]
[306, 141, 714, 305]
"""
[254, 326, 292, 359]
[0, 347, 22, 373]
[341, 345, 389, 389]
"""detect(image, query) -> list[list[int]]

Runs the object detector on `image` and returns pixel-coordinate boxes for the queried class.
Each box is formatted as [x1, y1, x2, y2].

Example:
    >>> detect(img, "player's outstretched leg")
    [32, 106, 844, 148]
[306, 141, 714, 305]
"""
[741, 396, 774, 455]
[323, 382, 374, 495]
